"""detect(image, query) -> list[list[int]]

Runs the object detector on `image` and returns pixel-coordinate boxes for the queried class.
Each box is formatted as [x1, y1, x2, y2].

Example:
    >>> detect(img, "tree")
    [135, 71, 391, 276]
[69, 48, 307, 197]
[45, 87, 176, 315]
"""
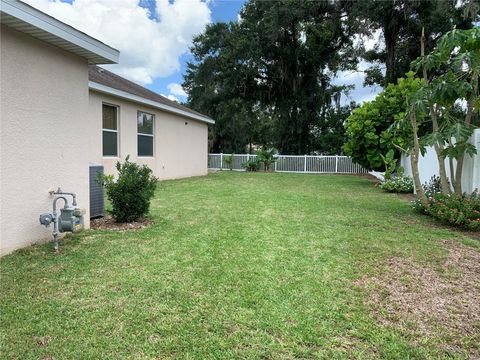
[184, 0, 358, 154]
[407, 28, 480, 196]
[343, 73, 423, 170]
[184, 23, 260, 153]
[311, 102, 357, 155]
[353, 0, 475, 86]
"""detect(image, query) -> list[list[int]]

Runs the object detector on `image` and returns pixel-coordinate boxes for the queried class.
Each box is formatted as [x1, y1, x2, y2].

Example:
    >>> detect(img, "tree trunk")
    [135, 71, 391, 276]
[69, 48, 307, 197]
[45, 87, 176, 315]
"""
[455, 157, 465, 196]
[421, 28, 450, 194]
[454, 97, 475, 196]
[431, 111, 451, 194]
[448, 140, 456, 186]
[410, 107, 429, 207]
[383, 24, 397, 86]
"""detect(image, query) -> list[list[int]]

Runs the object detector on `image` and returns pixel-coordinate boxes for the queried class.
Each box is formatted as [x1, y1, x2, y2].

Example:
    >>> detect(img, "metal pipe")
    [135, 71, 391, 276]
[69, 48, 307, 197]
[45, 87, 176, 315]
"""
[53, 196, 68, 213]
[54, 188, 77, 206]
[52, 196, 68, 252]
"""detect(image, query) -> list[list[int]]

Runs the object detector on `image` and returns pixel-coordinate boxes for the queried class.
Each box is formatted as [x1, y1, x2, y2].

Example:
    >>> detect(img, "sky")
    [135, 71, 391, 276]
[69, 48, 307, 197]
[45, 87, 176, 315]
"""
[24, 0, 380, 105]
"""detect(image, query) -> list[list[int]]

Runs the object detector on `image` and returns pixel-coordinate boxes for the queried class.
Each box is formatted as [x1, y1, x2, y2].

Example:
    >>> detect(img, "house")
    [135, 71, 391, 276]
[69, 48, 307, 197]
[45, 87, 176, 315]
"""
[88, 65, 213, 179]
[0, 0, 213, 255]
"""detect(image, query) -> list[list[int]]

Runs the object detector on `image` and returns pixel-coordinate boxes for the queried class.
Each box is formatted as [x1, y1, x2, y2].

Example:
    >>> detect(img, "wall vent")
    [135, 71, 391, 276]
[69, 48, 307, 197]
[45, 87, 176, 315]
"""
[89, 165, 104, 219]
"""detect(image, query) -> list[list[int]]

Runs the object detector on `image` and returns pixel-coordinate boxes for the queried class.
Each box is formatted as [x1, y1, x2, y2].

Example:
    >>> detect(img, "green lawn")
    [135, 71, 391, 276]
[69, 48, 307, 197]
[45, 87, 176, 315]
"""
[1, 172, 478, 359]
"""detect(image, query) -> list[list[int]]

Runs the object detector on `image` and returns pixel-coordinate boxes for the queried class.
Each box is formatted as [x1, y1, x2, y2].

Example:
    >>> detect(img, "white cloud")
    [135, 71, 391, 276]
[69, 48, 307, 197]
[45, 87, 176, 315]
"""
[24, 0, 211, 85]
[162, 93, 180, 103]
[167, 83, 187, 97]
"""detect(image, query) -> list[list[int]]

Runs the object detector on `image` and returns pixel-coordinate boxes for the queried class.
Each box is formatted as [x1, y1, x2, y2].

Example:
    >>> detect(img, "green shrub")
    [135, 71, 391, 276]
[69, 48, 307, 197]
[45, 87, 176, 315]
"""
[412, 191, 480, 231]
[429, 192, 480, 231]
[343, 73, 421, 171]
[242, 158, 261, 172]
[411, 198, 427, 214]
[256, 148, 276, 171]
[379, 175, 414, 193]
[102, 156, 158, 222]
[412, 176, 448, 213]
[223, 154, 234, 170]
[422, 175, 443, 197]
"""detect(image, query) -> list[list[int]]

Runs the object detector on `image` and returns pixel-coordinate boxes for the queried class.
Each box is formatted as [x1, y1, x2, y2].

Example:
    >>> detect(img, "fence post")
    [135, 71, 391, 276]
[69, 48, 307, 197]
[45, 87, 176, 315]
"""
[220, 153, 223, 170]
[304, 155, 307, 173]
[335, 155, 339, 173]
[274, 156, 277, 172]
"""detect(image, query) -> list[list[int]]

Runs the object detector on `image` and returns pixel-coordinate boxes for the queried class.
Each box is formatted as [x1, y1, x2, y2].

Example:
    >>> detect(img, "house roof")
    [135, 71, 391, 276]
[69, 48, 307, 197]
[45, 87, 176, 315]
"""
[0, 0, 119, 64]
[89, 66, 214, 124]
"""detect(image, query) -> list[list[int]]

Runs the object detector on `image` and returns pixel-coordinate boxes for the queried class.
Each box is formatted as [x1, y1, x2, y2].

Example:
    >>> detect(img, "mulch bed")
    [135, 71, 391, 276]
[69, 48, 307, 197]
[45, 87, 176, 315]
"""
[355, 240, 480, 358]
[90, 215, 153, 231]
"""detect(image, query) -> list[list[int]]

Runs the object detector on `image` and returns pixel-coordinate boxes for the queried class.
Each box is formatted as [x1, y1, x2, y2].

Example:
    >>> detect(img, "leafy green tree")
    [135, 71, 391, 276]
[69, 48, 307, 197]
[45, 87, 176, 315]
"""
[184, 0, 358, 154]
[311, 102, 357, 155]
[343, 73, 423, 170]
[353, 0, 475, 86]
[241, 0, 358, 154]
[407, 28, 480, 197]
[184, 0, 476, 155]
[184, 23, 259, 153]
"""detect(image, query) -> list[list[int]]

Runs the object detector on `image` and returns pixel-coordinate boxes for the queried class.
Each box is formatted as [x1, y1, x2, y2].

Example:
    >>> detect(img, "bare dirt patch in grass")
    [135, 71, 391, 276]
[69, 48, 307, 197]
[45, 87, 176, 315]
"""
[355, 240, 480, 357]
[90, 215, 153, 231]
[34, 335, 51, 347]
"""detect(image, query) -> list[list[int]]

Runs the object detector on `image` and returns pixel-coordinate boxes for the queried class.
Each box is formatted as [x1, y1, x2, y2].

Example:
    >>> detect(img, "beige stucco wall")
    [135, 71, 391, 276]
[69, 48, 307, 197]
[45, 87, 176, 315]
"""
[88, 91, 209, 180]
[0, 26, 91, 255]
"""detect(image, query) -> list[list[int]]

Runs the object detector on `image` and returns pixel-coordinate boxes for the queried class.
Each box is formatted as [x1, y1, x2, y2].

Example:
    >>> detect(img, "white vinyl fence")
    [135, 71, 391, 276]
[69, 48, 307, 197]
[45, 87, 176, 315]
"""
[400, 128, 480, 195]
[208, 154, 367, 174]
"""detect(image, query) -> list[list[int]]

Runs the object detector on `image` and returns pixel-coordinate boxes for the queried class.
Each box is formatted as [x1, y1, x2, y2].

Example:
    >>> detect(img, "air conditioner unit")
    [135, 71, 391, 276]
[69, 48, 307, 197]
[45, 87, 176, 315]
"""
[89, 164, 104, 218]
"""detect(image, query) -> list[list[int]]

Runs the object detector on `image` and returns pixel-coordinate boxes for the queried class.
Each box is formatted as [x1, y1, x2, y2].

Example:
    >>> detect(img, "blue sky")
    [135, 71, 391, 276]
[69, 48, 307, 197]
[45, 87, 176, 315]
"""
[142, 0, 246, 102]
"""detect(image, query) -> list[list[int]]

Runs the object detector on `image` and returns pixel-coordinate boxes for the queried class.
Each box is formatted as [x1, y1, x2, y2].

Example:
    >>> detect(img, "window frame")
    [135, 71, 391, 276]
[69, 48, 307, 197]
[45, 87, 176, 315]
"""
[102, 103, 120, 158]
[137, 110, 155, 158]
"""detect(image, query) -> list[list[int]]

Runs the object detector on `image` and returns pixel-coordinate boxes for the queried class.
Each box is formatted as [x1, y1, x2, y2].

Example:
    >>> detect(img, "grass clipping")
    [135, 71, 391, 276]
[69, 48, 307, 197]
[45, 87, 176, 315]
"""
[356, 240, 480, 357]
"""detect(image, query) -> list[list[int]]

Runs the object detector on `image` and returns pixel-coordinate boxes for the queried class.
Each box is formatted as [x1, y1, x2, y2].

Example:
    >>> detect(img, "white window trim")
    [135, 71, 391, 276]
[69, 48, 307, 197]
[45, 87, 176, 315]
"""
[137, 111, 155, 158]
[102, 103, 120, 158]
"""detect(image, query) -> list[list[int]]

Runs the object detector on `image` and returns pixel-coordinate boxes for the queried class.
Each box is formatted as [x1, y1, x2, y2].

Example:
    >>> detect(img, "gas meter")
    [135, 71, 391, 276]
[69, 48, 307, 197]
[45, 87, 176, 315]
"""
[38, 188, 85, 252]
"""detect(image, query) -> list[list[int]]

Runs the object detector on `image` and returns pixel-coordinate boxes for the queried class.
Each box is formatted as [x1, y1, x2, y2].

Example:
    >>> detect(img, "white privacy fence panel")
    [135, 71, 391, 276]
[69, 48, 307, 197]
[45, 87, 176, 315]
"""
[208, 154, 367, 174]
[400, 128, 480, 195]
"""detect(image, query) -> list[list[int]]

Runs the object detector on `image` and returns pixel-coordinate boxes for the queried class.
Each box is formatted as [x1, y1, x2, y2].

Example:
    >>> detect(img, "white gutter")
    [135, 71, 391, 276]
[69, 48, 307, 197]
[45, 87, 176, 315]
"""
[89, 81, 215, 125]
[0, 0, 119, 64]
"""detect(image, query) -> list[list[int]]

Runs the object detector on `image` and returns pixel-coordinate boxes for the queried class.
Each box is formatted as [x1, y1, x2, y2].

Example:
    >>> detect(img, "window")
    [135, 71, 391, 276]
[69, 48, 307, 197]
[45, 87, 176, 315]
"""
[137, 111, 154, 156]
[102, 104, 118, 157]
